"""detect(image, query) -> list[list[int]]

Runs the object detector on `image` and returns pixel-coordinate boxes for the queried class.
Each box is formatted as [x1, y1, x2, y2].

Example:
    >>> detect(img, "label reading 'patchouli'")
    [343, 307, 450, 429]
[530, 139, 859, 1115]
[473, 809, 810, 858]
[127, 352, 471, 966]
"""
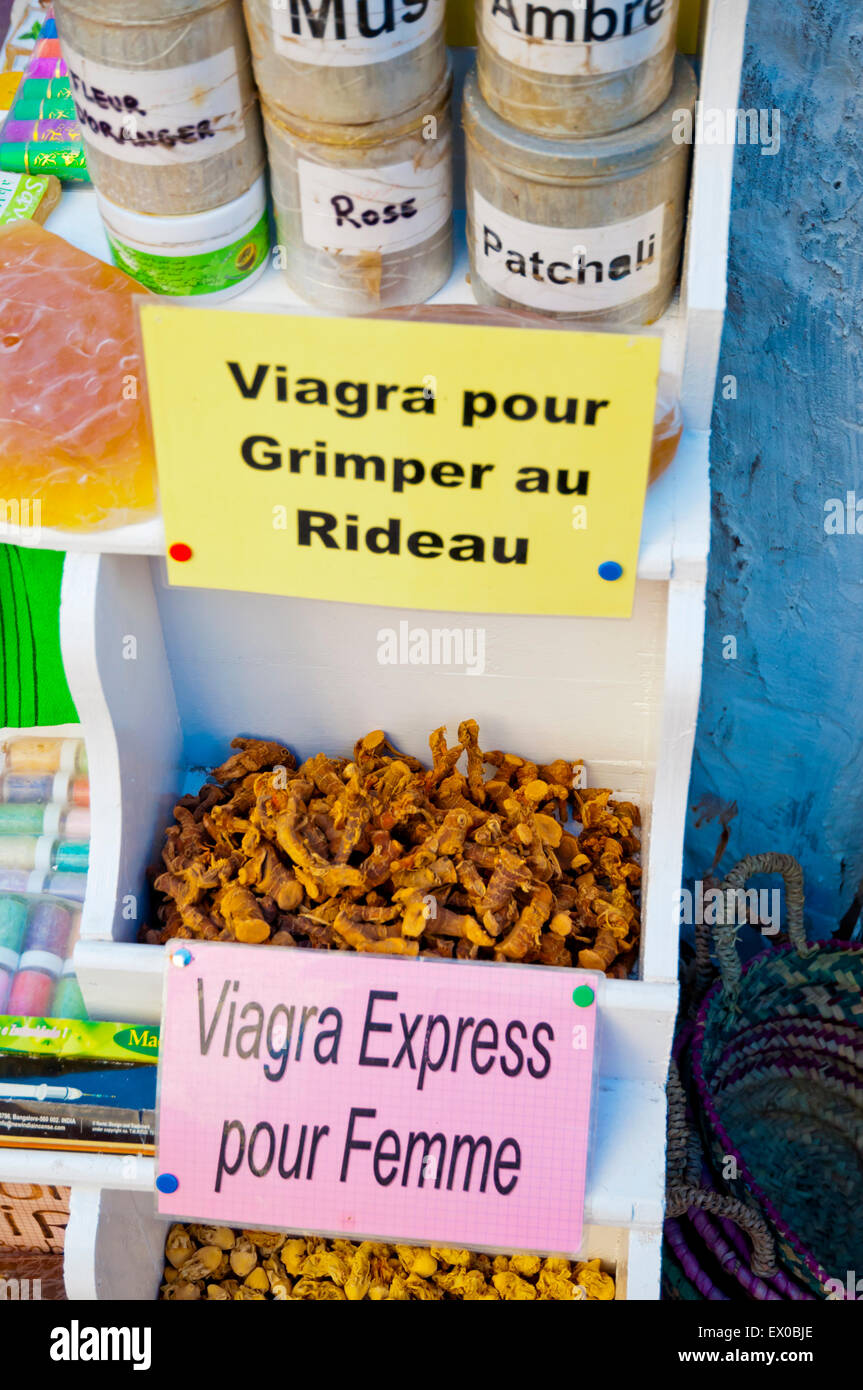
[482, 0, 674, 76]
[298, 151, 451, 254]
[273, 0, 443, 66]
[61, 44, 245, 164]
[472, 191, 664, 313]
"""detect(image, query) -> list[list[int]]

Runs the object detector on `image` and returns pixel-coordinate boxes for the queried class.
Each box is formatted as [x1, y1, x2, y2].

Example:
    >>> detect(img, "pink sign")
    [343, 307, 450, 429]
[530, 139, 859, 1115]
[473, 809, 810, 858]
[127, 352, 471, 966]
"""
[156, 941, 600, 1255]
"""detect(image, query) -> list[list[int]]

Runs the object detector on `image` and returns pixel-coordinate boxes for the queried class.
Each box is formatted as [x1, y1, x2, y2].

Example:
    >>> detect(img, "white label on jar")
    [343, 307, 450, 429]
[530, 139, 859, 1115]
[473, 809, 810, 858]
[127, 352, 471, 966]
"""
[481, 0, 674, 76]
[472, 191, 664, 312]
[298, 151, 451, 254]
[61, 44, 245, 164]
[272, 0, 443, 67]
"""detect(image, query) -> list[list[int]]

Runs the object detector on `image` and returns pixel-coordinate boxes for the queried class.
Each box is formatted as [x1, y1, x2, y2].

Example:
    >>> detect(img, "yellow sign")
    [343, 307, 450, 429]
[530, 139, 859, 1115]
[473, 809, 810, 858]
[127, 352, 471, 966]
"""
[139, 307, 660, 618]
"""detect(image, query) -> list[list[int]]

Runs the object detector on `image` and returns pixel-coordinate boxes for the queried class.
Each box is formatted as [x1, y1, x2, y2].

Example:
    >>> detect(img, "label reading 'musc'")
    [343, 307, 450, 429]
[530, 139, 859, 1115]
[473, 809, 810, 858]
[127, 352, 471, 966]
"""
[273, 0, 445, 65]
[482, 0, 675, 75]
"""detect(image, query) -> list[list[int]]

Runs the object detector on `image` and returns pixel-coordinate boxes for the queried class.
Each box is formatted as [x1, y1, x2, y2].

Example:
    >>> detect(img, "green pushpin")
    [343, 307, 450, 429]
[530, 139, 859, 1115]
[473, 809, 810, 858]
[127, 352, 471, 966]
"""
[572, 984, 595, 1007]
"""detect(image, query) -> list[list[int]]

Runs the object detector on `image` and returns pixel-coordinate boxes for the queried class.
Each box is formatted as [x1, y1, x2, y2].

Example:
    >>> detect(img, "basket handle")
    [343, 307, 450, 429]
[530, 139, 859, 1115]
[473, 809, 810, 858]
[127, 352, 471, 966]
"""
[707, 853, 808, 1002]
[665, 1061, 777, 1278]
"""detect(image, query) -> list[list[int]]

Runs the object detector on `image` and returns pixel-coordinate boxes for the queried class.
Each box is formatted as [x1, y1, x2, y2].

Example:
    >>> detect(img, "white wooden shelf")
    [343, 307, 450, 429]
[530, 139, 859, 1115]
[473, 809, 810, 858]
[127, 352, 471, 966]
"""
[1, 0, 750, 1302]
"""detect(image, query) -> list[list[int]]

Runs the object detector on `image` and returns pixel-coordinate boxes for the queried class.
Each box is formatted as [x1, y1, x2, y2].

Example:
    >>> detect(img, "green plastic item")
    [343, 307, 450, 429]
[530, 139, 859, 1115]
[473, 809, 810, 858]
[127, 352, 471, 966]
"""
[0, 545, 77, 727]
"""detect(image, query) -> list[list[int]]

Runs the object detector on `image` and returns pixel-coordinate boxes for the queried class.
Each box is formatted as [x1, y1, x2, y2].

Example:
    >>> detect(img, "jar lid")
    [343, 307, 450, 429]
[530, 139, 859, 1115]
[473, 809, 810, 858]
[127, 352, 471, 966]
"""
[262, 64, 453, 149]
[95, 175, 267, 243]
[56, 0, 230, 25]
[464, 54, 697, 183]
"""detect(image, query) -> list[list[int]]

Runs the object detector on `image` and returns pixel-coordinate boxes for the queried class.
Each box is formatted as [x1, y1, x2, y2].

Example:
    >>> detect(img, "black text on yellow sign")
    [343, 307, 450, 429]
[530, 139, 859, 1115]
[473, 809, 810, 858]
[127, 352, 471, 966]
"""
[139, 307, 660, 617]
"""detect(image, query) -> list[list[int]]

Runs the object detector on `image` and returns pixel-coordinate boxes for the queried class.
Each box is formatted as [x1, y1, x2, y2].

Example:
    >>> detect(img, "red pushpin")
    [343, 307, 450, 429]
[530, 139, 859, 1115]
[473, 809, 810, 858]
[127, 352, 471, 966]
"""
[169, 542, 192, 563]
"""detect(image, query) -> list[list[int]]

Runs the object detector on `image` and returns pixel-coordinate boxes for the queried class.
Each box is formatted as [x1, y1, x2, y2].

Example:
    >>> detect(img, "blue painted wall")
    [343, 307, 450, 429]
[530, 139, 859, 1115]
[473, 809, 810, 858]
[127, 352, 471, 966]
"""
[684, 0, 863, 938]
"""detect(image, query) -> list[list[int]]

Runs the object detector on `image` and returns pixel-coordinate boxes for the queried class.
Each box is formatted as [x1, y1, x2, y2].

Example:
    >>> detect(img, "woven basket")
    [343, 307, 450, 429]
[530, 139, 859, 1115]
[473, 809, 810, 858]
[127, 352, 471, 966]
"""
[688, 854, 863, 1298]
[665, 1031, 815, 1300]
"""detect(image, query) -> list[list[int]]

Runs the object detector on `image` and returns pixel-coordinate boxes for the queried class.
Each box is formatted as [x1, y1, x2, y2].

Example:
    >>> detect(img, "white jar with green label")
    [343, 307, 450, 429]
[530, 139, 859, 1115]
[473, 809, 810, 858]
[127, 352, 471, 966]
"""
[476, 0, 680, 137]
[97, 175, 269, 300]
[244, 0, 447, 125]
[464, 55, 695, 327]
[262, 68, 453, 312]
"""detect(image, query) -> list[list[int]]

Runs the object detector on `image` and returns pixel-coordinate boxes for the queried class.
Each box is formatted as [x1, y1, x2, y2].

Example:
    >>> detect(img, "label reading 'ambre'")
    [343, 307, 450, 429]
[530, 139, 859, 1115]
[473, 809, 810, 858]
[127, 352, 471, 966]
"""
[481, 0, 674, 76]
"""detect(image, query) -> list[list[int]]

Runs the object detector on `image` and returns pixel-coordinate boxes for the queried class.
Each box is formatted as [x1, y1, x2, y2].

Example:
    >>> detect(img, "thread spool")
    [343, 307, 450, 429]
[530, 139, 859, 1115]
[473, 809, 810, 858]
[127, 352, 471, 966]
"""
[2, 738, 83, 775]
[0, 804, 46, 835]
[1, 773, 70, 804]
[0, 805, 90, 838]
[51, 962, 88, 1021]
[70, 778, 89, 808]
[52, 842, 89, 874]
[25, 901, 73, 958]
[42, 874, 87, 904]
[0, 837, 41, 871]
[0, 895, 29, 955]
[61, 808, 90, 839]
[0, 871, 32, 893]
[8, 957, 59, 1015]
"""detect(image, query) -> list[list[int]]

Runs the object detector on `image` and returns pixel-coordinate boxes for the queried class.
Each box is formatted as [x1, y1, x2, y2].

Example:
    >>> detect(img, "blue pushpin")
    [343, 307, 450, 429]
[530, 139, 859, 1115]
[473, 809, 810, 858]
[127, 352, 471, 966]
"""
[172, 947, 193, 968]
[598, 561, 623, 581]
[156, 1173, 179, 1194]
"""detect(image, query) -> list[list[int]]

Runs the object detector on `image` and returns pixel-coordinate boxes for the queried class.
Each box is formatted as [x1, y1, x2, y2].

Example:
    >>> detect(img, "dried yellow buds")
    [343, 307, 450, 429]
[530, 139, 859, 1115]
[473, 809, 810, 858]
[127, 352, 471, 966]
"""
[146, 724, 640, 977]
[159, 1226, 616, 1302]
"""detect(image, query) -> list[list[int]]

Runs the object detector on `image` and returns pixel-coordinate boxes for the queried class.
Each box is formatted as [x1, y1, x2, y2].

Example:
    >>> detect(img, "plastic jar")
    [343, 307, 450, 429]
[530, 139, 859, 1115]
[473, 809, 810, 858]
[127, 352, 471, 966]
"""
[52, 961, 88, 1020]
[243, 0, 447, 125]
[0, 772, 72, 804]
[96, 176, 269, 299]
[8, 951, 62, 1014]
[0, 894, 29, 959]
[0, 871, 87, 901]
[0, 838, 89, 874]
[53, 0, 265, 214]
[262, 70, 453, 312]
[1, 737, 84, 776]
[463, 55, 695, 326]
[475, 0, 679, 137]
[0, 804, 90, 838]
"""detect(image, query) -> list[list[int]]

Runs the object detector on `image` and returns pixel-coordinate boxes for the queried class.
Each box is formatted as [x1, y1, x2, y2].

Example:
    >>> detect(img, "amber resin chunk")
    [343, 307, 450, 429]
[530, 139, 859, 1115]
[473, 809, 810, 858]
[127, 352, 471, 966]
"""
[0, 221, 157, 531]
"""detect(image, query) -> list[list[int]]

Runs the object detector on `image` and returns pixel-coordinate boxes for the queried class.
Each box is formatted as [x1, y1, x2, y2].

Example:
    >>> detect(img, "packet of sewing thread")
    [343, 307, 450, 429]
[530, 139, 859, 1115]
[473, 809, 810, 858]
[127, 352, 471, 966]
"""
[0, 1016, 159, 1153]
